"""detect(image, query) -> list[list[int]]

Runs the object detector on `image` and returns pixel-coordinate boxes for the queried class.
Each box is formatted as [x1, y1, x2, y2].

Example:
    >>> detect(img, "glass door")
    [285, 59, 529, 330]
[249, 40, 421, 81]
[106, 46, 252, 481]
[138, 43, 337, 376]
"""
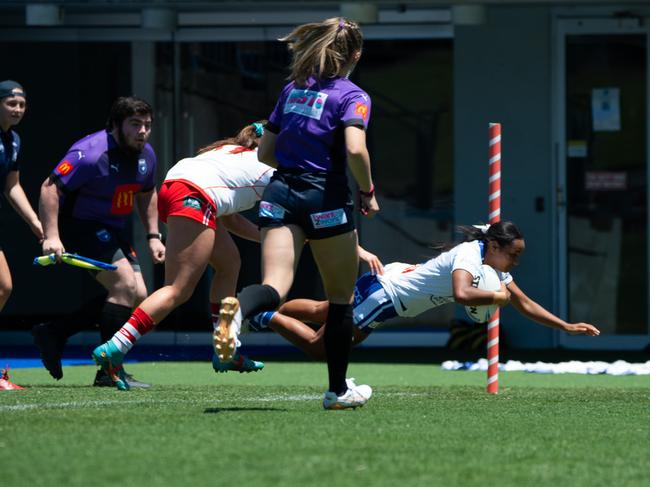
[555, 18, 650, 349]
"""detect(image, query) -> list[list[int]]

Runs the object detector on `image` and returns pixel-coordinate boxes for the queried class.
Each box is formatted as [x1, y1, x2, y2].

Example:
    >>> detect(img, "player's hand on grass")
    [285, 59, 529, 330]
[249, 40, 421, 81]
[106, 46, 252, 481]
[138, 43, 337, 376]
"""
[42, 237, 65, 259]
[565, 322, 600, 336]
[148, 239, 165, 264]
[358, 246, 384, 275]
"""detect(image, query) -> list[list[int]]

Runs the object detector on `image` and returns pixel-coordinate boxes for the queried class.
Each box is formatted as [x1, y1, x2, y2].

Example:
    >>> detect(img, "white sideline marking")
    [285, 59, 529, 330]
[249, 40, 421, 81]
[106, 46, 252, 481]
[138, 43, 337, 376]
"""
[0, 392, 429, 412]
[0, 399, 160, 412]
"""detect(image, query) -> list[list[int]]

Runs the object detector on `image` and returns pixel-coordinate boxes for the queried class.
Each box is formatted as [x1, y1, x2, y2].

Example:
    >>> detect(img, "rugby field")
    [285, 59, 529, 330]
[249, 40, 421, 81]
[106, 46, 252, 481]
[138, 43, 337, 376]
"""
[2, 361, 649, 486]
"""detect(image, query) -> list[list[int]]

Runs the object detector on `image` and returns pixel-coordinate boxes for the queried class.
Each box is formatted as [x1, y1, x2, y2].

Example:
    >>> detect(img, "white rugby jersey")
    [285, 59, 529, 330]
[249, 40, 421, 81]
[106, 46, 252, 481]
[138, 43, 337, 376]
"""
[376, 241, 512, 318]
[164, 145, 275, 216]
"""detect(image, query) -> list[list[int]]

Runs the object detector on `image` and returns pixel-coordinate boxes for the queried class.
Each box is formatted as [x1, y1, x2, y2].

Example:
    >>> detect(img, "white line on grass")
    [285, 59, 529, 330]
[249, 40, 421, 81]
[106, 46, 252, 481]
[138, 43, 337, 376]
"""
[0, 399, 162, 412]
[0, 391, 429, 412]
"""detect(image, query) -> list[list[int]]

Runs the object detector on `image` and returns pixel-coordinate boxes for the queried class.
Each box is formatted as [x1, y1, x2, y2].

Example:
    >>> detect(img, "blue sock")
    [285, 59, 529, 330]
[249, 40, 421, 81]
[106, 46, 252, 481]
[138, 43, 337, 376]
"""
[248, 311, 276, 331]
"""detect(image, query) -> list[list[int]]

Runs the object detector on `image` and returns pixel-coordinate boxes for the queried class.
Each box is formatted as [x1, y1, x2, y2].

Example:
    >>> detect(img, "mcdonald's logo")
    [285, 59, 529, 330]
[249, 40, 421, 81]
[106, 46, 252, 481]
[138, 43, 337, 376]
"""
[111, 183, 142, 215]
[56, 160, 74, 176]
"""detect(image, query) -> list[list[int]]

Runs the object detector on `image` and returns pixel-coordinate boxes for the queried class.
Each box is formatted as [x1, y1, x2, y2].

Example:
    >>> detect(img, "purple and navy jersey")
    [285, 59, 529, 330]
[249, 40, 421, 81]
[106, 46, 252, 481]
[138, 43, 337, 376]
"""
[51, 130, 157, 229]
[0, 129, 20, 192]
[266, 77, 371, 173]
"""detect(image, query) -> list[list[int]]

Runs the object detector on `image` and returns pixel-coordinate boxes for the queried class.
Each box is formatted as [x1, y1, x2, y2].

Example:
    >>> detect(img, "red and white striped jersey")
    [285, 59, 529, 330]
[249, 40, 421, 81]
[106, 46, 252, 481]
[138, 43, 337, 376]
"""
[164, 145, 275, 216]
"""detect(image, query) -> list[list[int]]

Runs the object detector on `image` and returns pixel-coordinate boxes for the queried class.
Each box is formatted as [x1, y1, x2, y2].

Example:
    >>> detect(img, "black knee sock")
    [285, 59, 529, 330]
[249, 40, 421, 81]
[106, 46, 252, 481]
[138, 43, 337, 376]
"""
[323, 303, 353, 395]
[49, 294, 105, 340]
[237, 284, 281, 320]
[98, 302, 132, 342]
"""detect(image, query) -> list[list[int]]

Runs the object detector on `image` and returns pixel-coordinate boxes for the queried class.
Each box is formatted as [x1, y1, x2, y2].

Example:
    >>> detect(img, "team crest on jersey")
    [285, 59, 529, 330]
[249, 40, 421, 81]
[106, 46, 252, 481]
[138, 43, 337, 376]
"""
[259, 201, 286, 220]
[56, 160, 74, 176]
[310, 208, 347, 229]
[183, 196, 202, 210]
[354, 102, 369, 120]
[137, 158, 147, 175]
[284, 89, 328, 120]
[96, 229, 111, 242]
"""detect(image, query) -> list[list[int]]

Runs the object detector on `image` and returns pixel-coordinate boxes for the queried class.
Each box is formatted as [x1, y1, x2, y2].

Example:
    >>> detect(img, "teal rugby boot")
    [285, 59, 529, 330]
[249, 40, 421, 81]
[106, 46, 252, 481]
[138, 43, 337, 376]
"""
[92, 342, 129, 391]
[212, 353, 264, 374]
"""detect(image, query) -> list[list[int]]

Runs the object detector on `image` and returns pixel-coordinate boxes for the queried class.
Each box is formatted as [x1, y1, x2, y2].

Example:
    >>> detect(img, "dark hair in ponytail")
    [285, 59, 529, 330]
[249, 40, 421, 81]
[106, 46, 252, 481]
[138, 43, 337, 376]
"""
[458, 221, 524, 246]
[197, 120, 267, 155]
[434, 221, 523, 252]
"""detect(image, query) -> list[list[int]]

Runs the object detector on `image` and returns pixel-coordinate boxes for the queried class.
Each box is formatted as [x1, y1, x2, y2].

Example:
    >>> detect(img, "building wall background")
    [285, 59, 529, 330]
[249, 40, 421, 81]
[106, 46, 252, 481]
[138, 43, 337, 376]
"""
[454, 5, 555, 348]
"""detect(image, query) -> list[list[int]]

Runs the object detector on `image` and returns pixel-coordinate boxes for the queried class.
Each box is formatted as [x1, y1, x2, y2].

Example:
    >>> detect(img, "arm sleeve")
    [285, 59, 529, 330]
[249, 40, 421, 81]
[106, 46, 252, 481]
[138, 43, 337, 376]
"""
[50, 149, 97, 193]
[340, 90, 372, 130]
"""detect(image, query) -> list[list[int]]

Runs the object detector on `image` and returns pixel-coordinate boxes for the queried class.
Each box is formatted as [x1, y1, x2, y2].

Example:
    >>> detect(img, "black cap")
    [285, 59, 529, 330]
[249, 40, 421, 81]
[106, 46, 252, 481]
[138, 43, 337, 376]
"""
[0, 80, 25, 99]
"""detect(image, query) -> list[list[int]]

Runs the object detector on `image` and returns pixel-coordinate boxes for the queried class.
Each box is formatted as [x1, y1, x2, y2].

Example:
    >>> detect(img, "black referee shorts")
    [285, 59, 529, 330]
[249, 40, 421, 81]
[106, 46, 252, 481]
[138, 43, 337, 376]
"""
[258, 169, 355, 240]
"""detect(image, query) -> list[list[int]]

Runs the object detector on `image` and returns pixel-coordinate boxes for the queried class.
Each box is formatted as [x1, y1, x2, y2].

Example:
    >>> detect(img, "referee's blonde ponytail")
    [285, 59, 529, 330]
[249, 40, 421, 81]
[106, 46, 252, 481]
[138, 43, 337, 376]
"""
[280, 17, 364, 86]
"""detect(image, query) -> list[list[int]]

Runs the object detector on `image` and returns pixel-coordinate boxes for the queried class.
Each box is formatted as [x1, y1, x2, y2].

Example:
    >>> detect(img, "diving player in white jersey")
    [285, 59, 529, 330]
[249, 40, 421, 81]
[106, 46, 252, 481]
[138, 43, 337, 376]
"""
[92, 122, 273, 388]
[248, 221, 600, 360]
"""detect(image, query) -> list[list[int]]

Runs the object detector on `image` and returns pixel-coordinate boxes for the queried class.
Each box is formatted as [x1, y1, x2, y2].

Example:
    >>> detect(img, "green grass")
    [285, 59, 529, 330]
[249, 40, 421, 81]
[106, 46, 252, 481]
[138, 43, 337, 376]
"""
[3, 362, 650, 487]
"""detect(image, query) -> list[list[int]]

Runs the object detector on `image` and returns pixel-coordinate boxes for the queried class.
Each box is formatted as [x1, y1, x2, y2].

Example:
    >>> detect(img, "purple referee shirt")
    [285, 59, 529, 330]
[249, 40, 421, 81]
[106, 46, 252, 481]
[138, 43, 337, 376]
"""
[266, 76, 371, 173]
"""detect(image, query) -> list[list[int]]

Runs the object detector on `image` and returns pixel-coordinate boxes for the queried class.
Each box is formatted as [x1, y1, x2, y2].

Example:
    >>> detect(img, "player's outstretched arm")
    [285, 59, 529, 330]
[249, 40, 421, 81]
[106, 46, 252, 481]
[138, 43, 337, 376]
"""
[507, 280, 600, 336]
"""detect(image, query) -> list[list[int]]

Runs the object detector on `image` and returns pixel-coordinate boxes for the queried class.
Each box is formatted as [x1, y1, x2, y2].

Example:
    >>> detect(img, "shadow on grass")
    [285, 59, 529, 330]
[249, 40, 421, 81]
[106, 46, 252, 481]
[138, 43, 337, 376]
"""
[204, 406, 288, 414]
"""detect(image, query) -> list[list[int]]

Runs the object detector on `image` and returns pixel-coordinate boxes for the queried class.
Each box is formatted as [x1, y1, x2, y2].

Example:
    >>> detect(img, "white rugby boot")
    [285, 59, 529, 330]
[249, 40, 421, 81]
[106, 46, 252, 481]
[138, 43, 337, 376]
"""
[323, 378, 372, 410]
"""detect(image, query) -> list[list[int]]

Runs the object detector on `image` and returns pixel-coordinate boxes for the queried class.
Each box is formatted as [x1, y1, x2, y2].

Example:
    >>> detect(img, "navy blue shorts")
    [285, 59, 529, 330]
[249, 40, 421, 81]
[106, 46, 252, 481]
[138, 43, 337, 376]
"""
[60, 218, 140, 273]
[352, 272, 398, 333]
[258, 169, 355, 240]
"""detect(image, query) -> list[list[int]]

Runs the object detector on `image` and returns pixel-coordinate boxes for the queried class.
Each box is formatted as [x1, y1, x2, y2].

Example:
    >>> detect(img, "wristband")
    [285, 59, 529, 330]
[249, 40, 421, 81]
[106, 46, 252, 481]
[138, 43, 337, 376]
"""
[146, 233, 162, 240]
[359, 184, 375, 197]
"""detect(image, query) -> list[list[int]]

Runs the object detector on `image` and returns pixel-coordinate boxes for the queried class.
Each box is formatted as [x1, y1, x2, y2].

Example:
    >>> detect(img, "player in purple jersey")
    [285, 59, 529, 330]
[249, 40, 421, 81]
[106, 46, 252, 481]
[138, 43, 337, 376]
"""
[213, 17, 380, 410]
[0, 81, 43, 317]
[32, 97, 164, 388]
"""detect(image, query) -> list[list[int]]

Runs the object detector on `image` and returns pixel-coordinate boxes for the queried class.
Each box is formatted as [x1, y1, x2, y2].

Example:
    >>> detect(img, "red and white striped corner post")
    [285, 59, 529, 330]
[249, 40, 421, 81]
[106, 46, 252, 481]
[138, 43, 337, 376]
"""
[487, 122, 501, 394]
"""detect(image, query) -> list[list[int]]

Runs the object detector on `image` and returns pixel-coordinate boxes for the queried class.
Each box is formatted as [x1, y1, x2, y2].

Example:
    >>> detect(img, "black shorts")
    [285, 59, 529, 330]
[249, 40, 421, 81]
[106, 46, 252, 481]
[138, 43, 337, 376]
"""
[258, 169, 355, 240]
[60, 218, 140, 273]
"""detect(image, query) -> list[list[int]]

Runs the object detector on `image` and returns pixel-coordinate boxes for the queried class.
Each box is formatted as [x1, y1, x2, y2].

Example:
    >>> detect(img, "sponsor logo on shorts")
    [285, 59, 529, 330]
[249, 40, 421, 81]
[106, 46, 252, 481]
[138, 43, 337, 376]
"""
[310, 208, 348, 229]
[354, 102, 369, 120]
[284, 89, 328, 120]
[96, 229, 111, 242]
[259, 201, 286, 220]
[137, 158, 147, 175]
[183, 196, 202, 210]
[111, 183, 142, 215]
[56, 160, 74, 176]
